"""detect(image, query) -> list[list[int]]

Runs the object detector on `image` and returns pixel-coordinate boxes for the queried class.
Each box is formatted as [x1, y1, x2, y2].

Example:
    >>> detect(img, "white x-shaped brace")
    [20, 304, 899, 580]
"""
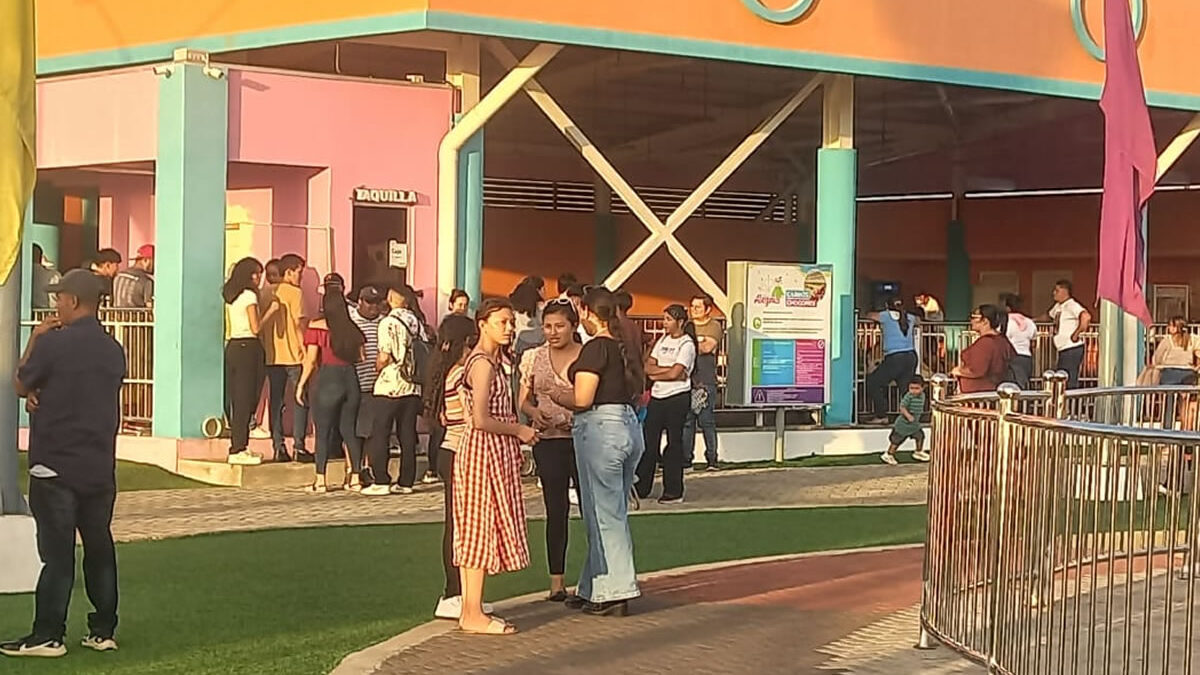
[486, 40, 825, 315]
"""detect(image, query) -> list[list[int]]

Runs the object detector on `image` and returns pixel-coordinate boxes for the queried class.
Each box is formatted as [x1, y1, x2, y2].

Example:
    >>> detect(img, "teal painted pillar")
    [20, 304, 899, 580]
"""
[816, 148, 857, 425]
[152, 61, 228, 439]
[945, 219, 971, 321]
[30, 223, 60, 265]
[458, 130, 484, 306]
[17, 209, 33, 429]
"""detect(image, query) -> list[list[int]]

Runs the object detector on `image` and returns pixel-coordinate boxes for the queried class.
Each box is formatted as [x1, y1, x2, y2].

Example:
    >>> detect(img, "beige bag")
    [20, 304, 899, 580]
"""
[1136, 366, 1161, 387]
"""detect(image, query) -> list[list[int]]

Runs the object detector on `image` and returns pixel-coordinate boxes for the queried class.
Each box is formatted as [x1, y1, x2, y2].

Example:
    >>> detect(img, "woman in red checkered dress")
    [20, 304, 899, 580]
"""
[453, 298, 539, 635]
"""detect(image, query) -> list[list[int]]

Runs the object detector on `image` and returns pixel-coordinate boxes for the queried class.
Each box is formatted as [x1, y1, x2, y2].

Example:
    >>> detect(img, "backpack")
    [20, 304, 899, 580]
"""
[402, 322, 433, 383]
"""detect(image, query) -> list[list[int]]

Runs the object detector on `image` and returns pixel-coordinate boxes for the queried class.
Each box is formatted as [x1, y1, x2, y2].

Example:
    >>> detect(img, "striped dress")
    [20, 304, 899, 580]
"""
[452, 352, 530, 574]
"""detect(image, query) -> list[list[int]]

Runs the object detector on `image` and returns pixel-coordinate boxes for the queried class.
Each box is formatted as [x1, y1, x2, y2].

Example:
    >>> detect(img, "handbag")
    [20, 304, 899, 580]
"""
[690, 385, 709, 415]
[1136, 366, 1161, 387]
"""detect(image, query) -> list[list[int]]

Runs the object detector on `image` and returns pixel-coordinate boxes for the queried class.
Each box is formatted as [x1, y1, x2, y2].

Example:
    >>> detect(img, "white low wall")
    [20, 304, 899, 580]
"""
[685, 426, 930, 464]
[0, 515, 41, 594]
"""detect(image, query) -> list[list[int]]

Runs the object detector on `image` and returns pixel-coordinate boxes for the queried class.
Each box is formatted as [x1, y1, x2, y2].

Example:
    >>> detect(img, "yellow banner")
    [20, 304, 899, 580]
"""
[0, 0, 36, 284]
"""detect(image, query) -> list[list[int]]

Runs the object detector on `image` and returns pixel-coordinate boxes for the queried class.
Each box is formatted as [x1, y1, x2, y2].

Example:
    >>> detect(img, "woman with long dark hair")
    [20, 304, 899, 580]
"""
[952, 305, 1016, 394]
[296, 274, 366, 493]
[1151, 316, 1200, 387]
[550, 286, 644, 617]
[422, 314, 490, 621]
[454, 298, 538, 635]
[518, 299, 583, 601]
[636, 304, 696, 503]
[223, 257, 278, 466]
[864, 296, 920, 423]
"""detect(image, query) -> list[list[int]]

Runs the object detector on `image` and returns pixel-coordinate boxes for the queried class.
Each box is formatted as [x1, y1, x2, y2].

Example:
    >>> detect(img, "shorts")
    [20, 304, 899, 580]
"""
[889, 429, 925, 447]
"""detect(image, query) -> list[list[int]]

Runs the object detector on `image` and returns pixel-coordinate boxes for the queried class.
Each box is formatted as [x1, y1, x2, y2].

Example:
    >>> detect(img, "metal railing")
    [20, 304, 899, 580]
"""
[921, 372, 1200, 674]
[26, 307, 153, 431]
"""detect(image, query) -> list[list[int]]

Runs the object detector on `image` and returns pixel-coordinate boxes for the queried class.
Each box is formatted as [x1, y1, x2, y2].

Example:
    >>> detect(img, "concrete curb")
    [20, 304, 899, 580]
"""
[328, 542, 924, 675]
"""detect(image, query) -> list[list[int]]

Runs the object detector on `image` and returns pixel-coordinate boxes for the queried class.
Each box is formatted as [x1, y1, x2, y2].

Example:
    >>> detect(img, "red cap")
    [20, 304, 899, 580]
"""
[135, 244, 155, 259]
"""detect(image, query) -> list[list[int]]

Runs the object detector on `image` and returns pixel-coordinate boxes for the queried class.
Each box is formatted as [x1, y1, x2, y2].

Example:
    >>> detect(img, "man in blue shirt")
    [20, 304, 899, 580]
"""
[2, 270, 126, 659]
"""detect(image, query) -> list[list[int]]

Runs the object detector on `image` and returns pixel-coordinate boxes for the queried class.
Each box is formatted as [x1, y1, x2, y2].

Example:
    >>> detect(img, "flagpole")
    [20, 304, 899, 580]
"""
[1121, 207, 1148, 385]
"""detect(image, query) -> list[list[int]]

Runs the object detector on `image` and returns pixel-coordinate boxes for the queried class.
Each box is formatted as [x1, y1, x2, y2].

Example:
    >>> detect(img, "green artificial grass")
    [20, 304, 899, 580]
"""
[705, 450, 928, 470]
[0, 506, 926, 675]
[15, 453, 207, 492]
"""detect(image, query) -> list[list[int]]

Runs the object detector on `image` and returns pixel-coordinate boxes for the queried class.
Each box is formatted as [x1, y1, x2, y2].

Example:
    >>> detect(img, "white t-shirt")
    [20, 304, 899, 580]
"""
[227, 289, 258, 339]
[1049, 298, 1086, 351]
[1005, 312, 1037, 357]
[649, 334, 696, 399]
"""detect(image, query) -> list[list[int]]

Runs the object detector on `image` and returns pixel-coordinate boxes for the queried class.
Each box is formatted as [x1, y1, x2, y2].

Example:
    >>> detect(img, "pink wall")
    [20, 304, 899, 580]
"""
[228, 69, 454, 318]
[37, 69, 158, 168]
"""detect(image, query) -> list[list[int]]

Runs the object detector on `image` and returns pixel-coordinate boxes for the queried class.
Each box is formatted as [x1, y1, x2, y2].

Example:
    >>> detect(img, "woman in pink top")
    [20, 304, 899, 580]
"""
[518, 299, 583, 601]
[297, 274, 365, 492]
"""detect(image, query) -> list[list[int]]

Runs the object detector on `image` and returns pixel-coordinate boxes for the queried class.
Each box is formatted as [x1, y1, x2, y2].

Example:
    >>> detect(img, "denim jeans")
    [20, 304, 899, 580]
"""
[683, 383, 718, 467]
[312, 365, 363, 475]
[1056, 345, 1085, 389]
[28, 478, 118, 641]
[572, 404, 644, 603]
[267, 365, 309, 456]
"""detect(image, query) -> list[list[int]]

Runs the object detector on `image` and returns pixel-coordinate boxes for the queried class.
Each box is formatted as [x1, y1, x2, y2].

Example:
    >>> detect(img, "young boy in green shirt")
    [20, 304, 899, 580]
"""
[882, 376, 929, 465]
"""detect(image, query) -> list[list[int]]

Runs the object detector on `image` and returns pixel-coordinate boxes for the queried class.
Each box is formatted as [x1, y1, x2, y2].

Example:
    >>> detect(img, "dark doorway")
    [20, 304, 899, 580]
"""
[352, 205, 408, 292]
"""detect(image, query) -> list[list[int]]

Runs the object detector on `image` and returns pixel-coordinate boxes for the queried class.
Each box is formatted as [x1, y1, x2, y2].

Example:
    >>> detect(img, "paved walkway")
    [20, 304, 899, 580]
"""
[340, 546, 982, 675]
[112, 464, 928, 542]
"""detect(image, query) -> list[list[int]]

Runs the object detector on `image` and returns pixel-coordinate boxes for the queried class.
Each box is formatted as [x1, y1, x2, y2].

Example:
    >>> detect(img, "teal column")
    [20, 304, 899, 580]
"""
[17, 210, 33, 429]
[152, 62, 228, 438]
[945, 219, 971, 321]
[816, 148, 857, 426]
[30, 223, 60, 264]
[458, 130, 484, 307]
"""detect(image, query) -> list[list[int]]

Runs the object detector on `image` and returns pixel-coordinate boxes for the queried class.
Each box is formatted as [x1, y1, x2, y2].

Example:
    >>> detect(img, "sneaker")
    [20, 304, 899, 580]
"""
[80, 635, 118, 652]
[880, 452, 899, 466]
[912, 450, 931, 463]
[1159, 483, 1178, 497]
[389, 484, 415, 495]
[296, 450, 316, 464]
[705, 464, 720, 472]
[249, 426, 271, 440]
[360, 484, 391, 496]
[657, 495, 685, 505]
[0, 635, 66, 658]
[421, 472, 440, 485]
[433, 595, 495, 620]
[227, 450, 262, 466]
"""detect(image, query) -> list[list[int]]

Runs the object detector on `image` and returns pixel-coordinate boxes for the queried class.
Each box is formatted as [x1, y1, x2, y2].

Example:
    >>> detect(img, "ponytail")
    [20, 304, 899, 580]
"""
[582, 286, 645, 399]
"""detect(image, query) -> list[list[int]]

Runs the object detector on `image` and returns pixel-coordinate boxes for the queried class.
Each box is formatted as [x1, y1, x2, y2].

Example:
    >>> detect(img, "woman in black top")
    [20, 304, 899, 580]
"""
[551, 286, 644, 617]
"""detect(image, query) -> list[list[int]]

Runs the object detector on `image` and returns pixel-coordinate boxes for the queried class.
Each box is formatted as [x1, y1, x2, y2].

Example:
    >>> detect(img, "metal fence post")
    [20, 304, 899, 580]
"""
[1043, 370, 1067, 420]
[917, 373, 952, 651]
[987, 383, 1021, 670]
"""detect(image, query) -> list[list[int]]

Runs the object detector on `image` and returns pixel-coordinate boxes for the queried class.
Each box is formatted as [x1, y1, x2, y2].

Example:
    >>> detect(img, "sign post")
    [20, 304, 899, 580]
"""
[726, 261, 834, 460]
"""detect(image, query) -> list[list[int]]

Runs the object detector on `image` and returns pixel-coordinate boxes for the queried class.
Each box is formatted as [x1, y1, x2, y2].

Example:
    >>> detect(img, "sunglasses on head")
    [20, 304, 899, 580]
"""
[546, 297, 574, 307]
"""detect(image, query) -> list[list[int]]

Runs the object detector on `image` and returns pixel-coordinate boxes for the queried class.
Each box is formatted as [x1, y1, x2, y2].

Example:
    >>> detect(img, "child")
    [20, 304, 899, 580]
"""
[882, 376, 929, 465]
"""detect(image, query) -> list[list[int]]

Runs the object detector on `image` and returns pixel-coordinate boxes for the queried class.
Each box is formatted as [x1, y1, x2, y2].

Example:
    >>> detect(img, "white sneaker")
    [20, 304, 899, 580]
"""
[360, 484, 391, 496]
[912, 450, 931, 463]
[249, 426, 271, 440]
[880, 452, 898, 466]
[433, 595, 494, 620]
[389, 485, 415, 495]
[81, 635, 118, 652]
[0, 636, 66, 658]
[421, 473, 440, 485]
[227, 450, 262, 466]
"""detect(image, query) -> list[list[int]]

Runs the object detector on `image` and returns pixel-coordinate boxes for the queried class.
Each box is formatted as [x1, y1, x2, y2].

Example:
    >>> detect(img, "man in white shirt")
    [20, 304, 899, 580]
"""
[29, 245, 60, 309]
[1001, 293, 1038, 389]
[1042, 280, 1091, 389]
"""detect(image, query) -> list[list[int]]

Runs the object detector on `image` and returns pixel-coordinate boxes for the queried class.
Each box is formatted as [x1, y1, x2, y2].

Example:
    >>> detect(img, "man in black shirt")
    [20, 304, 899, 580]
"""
[1, 270, 126, 659]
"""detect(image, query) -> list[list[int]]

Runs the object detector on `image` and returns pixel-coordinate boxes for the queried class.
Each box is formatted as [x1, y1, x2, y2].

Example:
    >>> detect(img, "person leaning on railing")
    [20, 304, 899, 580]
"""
[951, 305, 1015, 394]
[1144, 315, 1200, 386]
[862, 296, 920, 423]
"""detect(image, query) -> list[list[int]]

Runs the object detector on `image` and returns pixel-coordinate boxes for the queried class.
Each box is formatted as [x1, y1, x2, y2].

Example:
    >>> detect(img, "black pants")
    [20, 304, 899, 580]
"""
[29, 479, 118, 641]
[427, 420, 447, 476]
[312, 365, 363, 475]
[1008, 354, 1034, 390]
[438, 448, 461, 598]
[637, 391, 690, 499]
[225, 338, 265, 453]
[867, 351, 918, 417]
[535, 438, 578, 576]
[1056, 345, 1085, 389]
[366, 394, 421, 487]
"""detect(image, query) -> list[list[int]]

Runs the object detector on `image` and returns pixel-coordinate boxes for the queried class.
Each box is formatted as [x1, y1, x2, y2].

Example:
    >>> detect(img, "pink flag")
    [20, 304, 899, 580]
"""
[1096, 0, 1156, 326]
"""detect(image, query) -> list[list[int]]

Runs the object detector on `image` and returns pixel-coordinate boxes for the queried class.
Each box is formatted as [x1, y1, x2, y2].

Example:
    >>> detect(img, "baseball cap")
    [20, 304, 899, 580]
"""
[47, 269, 105, 304]
[357, 285, 384, 304]
[135, 244, 155, 260]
